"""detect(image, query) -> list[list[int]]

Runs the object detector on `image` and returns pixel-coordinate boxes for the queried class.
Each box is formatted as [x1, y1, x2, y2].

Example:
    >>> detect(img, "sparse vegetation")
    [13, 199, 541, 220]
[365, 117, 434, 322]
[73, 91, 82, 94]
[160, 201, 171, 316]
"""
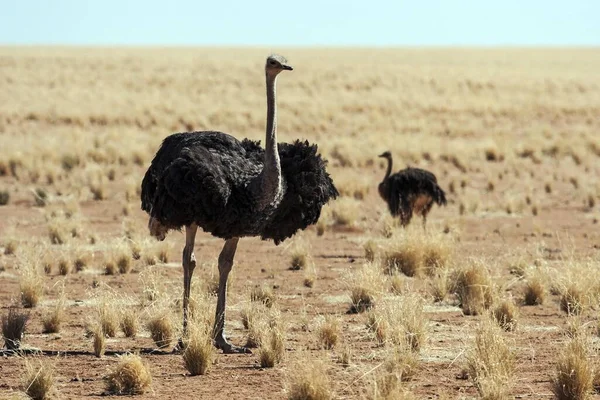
[454, 261, 495, 315]
[466, 317, 515, 399]
[553, 336, 594, 400]
[120, 309, 139, 338]
[287, 359, 332, 400]
[0, 47, 599, 399]
[258, 326, 285, 368]
[105, 354, 152, 395]
[250, 285, 275, 308]
[147, 314, 174, 349]
[42, 291, 65, 334]
[183, 322, 215, 376]
[317, 316, 340, 350]
[2, 308, 29, 350]
[23, 358, 55, 400]
[492, 299, 518, 331]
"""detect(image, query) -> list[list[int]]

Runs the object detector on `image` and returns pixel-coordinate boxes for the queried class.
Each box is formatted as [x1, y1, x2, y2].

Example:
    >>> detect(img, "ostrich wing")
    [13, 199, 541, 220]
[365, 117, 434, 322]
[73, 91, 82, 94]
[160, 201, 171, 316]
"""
[141, 131, 262, 230]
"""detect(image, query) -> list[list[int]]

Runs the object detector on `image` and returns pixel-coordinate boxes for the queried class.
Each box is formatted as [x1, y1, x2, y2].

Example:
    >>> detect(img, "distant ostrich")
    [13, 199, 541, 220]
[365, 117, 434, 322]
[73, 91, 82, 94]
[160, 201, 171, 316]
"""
[378, 151, 447, 228]
[141, 55, 338, 353]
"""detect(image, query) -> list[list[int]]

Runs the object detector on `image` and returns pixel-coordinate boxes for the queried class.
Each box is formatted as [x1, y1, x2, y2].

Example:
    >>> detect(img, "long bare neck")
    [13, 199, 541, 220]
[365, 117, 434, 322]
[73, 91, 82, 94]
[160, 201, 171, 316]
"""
[383, 156, 393, 181]
[255, 72, 282, 209]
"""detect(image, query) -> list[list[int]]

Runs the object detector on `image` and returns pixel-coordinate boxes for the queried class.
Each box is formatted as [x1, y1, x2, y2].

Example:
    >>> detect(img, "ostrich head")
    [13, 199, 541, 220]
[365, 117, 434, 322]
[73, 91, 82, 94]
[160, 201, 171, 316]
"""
[378, 151, 392, 159]
[265, 54, 293, 76]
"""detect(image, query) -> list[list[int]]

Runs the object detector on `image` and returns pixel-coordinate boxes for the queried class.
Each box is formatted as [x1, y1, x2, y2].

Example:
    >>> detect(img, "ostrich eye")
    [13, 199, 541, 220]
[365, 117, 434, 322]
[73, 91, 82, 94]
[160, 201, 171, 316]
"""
[269, 60, 277, 66]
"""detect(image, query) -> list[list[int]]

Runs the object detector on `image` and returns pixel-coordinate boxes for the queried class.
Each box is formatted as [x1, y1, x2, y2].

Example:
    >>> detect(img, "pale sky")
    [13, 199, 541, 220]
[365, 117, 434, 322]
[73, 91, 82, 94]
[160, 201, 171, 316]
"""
[1, 0, 599, 46]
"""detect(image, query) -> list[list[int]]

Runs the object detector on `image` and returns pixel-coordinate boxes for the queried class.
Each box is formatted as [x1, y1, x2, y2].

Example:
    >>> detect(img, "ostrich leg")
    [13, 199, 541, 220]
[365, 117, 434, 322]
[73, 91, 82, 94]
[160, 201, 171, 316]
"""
[181, 224, 198, 343]
[213, 237, 249, 353]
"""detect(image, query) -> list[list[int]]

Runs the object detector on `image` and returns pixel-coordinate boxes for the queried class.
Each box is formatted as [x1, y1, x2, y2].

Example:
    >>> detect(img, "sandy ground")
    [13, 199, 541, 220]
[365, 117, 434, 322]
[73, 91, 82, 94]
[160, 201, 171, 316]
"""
[1, 161, 599, 399]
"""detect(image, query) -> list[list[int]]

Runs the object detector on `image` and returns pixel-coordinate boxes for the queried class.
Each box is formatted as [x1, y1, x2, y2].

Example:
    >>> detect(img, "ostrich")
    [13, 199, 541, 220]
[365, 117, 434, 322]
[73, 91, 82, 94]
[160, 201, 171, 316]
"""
[378, 151, 447, 228]
[140, 55, 338, 354]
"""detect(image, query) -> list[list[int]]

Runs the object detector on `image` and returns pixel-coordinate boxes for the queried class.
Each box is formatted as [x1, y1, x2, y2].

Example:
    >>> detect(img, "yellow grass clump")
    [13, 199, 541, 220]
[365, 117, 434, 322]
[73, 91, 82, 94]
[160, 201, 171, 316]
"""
[366, 295, 426, 351]
[2, 308, 29, 350]
[20, 268, 44, 309]
[120, 309, 139, 338]
[453, 261, 496, 315]
[146, 314, 174, 349]
[466, 317, 515, 399]
[42, 290, 65, 334]
[316, 316, 341, 350]
[286, 359, 332, 400]
[250, 285, 276, 308]
[492, 299, 518, 332]
[105, 354, 152, 395]
[372, 346, 419, 399]
[348, 262, 384, 313]
[183, 321, 215, 376]
[22, 359, 56, 400]
[553, 336, 595, 400]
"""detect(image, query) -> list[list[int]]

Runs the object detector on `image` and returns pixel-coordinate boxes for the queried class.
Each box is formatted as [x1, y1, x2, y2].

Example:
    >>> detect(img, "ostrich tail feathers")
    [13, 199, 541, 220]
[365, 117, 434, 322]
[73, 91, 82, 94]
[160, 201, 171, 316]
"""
[262, 140, 338, 244]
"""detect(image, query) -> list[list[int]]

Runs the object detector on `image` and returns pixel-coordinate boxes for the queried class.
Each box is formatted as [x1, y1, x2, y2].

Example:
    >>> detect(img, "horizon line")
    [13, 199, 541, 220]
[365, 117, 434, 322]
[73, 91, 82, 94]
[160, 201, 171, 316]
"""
[1, 43, 599, 49]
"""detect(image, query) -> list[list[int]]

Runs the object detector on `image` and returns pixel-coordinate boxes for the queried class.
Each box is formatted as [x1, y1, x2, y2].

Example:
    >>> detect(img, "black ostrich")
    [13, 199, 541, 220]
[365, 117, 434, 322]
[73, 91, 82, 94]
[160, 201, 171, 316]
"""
[141, 55, 338, 353]
[377, 151, 447, 228]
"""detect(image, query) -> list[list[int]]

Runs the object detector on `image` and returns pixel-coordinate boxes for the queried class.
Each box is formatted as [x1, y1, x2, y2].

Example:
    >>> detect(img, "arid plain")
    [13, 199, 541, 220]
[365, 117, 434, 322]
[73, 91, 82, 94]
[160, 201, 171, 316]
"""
[1, 47, 600, 399]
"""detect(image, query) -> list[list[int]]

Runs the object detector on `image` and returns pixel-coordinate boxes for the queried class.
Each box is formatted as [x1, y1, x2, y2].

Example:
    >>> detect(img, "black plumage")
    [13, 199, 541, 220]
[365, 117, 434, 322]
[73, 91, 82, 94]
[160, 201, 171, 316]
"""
[378, 151, 447, 227]
[141, 131, 338, 244]
[139, 54, 338, 353]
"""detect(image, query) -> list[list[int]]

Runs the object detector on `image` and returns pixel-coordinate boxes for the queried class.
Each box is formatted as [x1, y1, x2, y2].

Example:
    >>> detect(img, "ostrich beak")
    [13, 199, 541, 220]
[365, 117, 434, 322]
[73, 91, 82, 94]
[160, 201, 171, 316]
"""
[378, 153, 386, 157]
[282, 64, 293, 71]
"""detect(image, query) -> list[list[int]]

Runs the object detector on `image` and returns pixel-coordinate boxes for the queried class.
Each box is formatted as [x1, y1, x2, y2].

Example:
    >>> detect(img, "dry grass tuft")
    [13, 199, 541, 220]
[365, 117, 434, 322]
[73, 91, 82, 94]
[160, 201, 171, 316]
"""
[560, 284, 586, 316]
[120, 309, 139, 338]
[147, 314, 174, 349]
[454, 261, 495, 315]
[42, 289, 65, 334]
[104, 259, 117, 275]
[4, 239, 17, 255]
[492, 299, 518, 331]
[183, 321, 215, 376]
[364, 239, 377, 262]
[372, 346, 419, 399]
[0, 190, 9, 205]
[553, 336, 594, 400]
[92, 324, 106, 357]
[429, 268, 452, 302]
[105, 354, 152, 395]
[338, 345, 352, 367]
[250, 285, 275, 308]
[286, 359, 332, 400]
[383, 247, 422, 277]
[22, 358, 56, 400]
[366, 295, 426, 351]
[20, 268, 44, 309]
[317, 317, 341, 350]
[116, 252, 132, 274]
[289, 237, 310, 271]
[466, 317, 515, 399]
[523, 275, 546, 306]
[328, 197, 361, 227]
[98, 302, 118, 338]
[242, 303, 281, 349]
[258, 326, 285, 368]
[2, 308, 29, 350]
[57, 258, 70, 275]
[348, 262, 383, 313]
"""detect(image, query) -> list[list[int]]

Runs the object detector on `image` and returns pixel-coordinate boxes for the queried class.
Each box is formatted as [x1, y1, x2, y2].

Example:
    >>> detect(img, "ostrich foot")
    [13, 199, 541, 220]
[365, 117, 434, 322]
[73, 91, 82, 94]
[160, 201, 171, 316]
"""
[215, 337, 252, 354]
[172, 338, 186, 353]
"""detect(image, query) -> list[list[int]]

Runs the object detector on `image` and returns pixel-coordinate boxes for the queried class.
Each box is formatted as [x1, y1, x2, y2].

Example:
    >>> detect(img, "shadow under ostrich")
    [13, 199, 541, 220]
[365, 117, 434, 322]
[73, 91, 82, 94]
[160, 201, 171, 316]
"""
[141, 55, 338, 353]
[378, 151, 447, 229]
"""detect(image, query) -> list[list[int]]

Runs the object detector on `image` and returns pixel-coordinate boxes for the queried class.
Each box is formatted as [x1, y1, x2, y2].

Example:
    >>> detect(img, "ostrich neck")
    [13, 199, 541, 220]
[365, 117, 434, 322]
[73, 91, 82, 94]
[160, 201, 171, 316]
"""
[255, 72, 282, 210]
[383, 157, 392, 181]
